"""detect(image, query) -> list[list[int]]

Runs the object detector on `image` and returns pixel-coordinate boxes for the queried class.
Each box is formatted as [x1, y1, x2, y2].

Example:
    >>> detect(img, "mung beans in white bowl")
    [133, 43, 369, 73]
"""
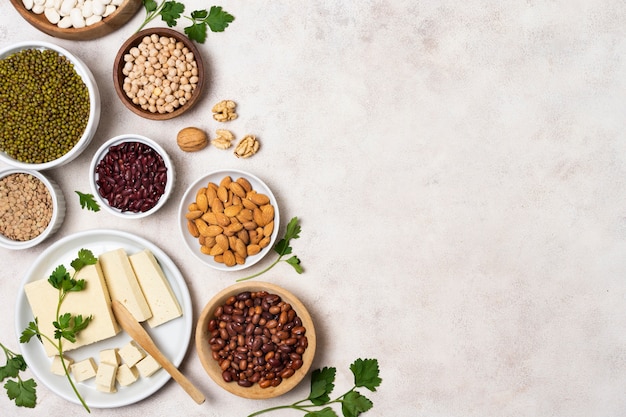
[0, 41, 101, 171]
[0, 169, 66, 250]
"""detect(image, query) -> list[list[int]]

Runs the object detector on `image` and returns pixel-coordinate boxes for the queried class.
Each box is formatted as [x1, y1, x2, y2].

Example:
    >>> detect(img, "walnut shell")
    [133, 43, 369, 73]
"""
[177, 127, 208, 152]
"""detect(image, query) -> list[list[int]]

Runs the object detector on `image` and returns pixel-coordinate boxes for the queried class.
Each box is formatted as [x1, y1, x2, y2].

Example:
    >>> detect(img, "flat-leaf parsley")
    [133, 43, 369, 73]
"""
[137, 1, 234, 43]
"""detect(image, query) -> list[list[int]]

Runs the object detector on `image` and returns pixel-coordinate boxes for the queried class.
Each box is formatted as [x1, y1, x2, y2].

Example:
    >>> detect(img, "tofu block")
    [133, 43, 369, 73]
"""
[24, 262, 120, 356]
[129, 249, 182, 327]
[50, 355, 73, 376]
[99, 348, 120, 365]
[135, 354, 161, 378]
[71, 358, 97, 382]
[116, 363, 139, 386]
[99, 249, 152, 322]
[95, 362, 118, 393]
[118, 341, 145, 367]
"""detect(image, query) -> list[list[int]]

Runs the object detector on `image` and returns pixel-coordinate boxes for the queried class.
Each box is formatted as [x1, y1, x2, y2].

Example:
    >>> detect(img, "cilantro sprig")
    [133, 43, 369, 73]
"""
[237, 216, 304, 282]
[20, 249, 97, 413]
[248, 358, 382, 417]
[138, 1, 234, 43]
[75, 191, 100, 212]
[0, 342, 37, 408]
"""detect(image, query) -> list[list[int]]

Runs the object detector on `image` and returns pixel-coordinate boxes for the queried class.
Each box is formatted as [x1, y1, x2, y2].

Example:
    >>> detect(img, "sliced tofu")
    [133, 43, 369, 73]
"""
[71, 358, 97, 382]
[24, 262, 120, 357]
[118, 341, 145, 367]
[99, 348, 120, 366]
[95, 362, 118, 393]
[129, 249, 182, 327]
[50, 355, 73, 376]
[99, 248, 152, 322]
[116, 363, 139, 386]
[135, 354, 161, 378]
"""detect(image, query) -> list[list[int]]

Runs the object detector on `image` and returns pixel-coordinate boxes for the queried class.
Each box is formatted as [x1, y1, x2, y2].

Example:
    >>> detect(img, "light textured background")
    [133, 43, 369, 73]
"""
[1, 1, 626, 416]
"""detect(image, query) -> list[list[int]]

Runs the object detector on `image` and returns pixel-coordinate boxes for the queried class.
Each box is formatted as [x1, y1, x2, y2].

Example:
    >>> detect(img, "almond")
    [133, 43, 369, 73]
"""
[247, 244, 261, 256]
[224, 204, 243, 217]
[248, 192, 270, 206]
[261, 204, 274, 225]
[223, 250, 236, 267]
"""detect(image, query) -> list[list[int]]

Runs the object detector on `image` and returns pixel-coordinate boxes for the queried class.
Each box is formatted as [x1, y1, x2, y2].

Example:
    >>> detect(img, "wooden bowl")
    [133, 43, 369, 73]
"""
[113, 28, 205, 120]
[8, 0, 142, 41]
[195, 282, 316, 399]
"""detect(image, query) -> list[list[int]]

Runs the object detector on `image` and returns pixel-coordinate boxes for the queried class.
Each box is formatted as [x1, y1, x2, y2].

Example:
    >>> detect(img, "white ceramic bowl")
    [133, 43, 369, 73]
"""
[89, 134, 174, 219]
[0, 41, 100, 171]
[0, 168, 66, 250]
[178, 170, 280, 271]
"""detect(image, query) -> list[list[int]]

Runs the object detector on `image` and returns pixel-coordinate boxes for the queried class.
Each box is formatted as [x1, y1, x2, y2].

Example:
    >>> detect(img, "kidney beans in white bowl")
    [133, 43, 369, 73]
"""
[89, 134, 174, 218]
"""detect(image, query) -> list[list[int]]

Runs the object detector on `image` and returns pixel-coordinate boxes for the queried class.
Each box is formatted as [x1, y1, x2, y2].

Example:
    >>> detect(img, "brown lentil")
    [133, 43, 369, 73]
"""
[207, 291, 308, 388]
[0, 48, 90, 164]
[0, 173, 53, 241]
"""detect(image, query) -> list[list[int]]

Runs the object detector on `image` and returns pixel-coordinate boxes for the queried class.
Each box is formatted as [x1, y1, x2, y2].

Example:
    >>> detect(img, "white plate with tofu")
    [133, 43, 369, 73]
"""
[15, 229, 193, 408]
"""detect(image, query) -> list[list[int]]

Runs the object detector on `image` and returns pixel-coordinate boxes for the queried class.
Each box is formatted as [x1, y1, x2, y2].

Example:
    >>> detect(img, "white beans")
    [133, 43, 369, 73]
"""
[122, 35, 199, 114]
[21, 0, 117, 28]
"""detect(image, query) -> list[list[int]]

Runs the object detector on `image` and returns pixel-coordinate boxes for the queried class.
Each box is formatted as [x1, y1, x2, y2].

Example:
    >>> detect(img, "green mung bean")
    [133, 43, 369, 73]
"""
[0, 48, 90, 164]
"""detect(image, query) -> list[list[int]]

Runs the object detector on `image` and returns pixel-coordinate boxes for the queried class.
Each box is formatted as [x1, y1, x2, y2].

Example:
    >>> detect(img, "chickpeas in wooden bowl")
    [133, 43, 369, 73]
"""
[9, 0, 142, 41]
[113, 28, 205, 120]
[195, 282, 316, 399]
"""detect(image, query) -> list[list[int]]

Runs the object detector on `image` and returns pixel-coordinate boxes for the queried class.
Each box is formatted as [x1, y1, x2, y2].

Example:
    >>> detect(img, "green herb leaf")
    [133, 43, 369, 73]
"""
[0, 356, 26, 381]
[47, 265, 69, 290]
[350, 359, 381, 392]
[161, 0, 185, 27]
[341, 391, 373, 417]
[4, 378, 37, 408]
[285, 256, 303, 273]
[305, 407, 339, 417]
[70, 248, 97, 273]
[19, 321, 39, 344]
[309, 366, 336, 405]
[184, 22, 208, 43]
[274, 216, 301, 256]
[204, 6, 235, 32]
[75, 191, 100, 212]
[143, 0, 158, 13]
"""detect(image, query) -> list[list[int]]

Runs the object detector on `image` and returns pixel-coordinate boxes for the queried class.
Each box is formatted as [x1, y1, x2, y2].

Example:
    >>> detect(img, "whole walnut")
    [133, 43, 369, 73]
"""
[177, 127, 208, 152]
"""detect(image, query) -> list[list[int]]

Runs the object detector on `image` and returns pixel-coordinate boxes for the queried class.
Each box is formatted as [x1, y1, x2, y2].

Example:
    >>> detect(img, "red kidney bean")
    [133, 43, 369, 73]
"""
[94, 141, 168, 213]
[209, 290, 309, 388]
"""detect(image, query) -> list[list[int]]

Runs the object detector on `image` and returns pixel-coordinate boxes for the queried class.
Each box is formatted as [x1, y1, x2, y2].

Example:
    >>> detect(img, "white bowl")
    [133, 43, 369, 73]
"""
[0, 41, 100, 171]
[0, 169, 66, 250]
[89, 134, 174, 219]
[178, 170, 280, 271]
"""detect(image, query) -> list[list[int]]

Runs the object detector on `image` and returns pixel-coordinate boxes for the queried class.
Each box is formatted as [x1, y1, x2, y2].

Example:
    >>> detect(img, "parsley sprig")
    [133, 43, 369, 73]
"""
[237, 216, 304, 282]
[75, 191, 100, 212]
[20, 249, 98, 413]
[248, 358, 382, 417]
[0, 342, 37, 408]
[138, 1, 235, 43]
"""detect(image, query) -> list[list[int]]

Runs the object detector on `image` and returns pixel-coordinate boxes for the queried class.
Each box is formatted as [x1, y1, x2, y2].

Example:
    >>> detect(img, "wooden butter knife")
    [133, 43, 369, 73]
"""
[111, 300, 205, 404]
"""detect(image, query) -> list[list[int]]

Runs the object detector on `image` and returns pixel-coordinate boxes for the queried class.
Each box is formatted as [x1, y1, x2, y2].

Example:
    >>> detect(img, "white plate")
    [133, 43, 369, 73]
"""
[178, 169, 280, 272]
[14, 229, 193, 409]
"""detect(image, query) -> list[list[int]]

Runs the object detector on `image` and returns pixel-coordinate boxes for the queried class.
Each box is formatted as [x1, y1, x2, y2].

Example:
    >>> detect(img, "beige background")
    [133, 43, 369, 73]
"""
[1, 1, 626, 416]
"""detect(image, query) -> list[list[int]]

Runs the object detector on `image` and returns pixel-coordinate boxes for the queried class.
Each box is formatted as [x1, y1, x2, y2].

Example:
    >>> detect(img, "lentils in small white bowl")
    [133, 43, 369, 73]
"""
[89, 134, 174, 219]
[0, 169, 66, 250]
[0, 41, 101, 171]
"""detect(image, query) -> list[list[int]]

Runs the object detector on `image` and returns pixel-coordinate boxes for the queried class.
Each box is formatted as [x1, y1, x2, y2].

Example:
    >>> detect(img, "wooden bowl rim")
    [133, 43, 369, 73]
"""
[113, 27, 205, 121]
[195, 282, 317, 399]
[8, 0, 142, 40]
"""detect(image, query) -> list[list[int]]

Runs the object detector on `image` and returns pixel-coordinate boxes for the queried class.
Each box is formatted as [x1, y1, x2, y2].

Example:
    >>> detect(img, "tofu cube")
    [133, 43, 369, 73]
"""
[95, 362, 118, 393]
[71, 358, 97, 382]
[50, 355, 73, 376]
[99, 348, 120, 365]
[118, 341, 145, 367]
[116, 363, 139, 386]
[135, 354, 161, 378]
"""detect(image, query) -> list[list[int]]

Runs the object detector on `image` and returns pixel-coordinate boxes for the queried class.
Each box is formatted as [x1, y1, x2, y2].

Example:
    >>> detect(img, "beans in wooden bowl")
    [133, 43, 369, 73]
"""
[196, 282, 316, 399]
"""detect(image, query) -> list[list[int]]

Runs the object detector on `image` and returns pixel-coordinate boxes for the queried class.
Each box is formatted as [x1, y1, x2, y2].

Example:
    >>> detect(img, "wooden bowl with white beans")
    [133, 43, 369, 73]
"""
[113, 28, 206, 120]
[9, 0, 142, 41]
